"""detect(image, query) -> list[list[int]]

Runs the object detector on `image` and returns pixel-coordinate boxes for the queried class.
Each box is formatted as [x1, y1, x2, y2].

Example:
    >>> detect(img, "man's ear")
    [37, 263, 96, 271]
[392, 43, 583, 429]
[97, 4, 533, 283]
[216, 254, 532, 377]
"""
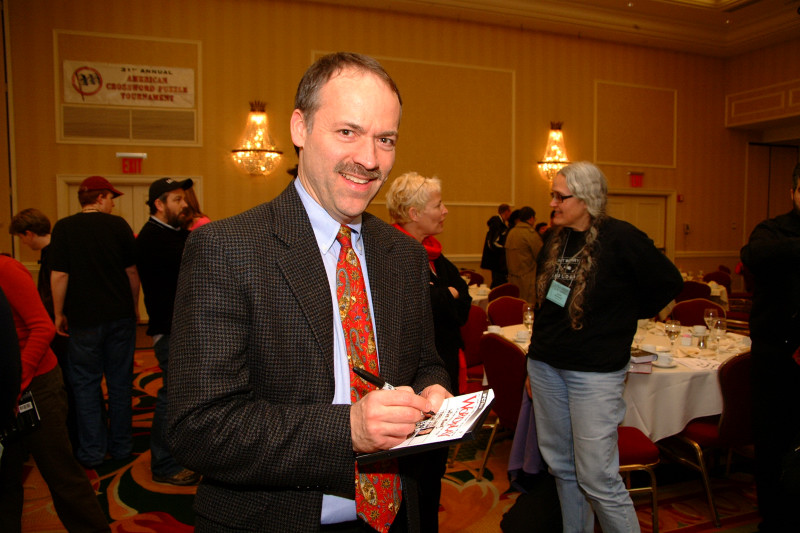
[154, 198, 165, 214]
[290, 109, 307, 149]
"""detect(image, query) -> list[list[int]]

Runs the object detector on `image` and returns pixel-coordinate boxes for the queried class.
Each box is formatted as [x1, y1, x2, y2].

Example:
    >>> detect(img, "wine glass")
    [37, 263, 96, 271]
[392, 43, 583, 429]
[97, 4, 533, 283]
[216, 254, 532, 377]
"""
[703, 308, 719, 330]
[522, 305, 534, 334]
[665, 320, 681, 353]
[712, 318, 727, 353]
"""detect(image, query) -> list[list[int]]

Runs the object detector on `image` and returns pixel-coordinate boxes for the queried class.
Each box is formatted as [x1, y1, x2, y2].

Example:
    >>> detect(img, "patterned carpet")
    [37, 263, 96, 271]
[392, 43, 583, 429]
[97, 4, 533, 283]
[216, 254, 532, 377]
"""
[20, 348, 760, 532]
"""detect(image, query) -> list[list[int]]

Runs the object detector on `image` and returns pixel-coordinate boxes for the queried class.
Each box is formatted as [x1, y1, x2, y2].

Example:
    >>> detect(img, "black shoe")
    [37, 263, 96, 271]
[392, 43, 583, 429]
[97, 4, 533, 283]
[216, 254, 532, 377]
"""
[153, 468, 201, 486]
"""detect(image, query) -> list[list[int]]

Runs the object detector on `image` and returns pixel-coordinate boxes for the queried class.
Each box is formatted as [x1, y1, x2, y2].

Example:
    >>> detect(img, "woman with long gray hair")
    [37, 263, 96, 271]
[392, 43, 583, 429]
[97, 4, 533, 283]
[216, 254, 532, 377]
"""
[528, 161, 682, 532]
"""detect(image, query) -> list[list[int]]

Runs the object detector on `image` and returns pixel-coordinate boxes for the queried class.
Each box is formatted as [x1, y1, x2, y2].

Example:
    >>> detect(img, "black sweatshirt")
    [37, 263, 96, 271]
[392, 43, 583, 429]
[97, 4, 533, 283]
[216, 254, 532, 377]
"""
[530, 217, 683, 373]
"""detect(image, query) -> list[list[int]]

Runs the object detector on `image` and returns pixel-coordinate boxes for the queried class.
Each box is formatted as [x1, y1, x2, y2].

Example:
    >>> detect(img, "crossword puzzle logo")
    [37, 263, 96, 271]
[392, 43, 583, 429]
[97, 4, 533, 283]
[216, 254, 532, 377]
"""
[71, 66, 103, 100]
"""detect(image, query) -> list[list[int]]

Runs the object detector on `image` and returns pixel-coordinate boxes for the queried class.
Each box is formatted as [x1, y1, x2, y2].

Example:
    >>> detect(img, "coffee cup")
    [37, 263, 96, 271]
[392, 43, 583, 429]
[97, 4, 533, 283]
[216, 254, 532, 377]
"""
[487, 325, 502, 334]
[657, 353, 674, 366]
[692, 325, 707, 336]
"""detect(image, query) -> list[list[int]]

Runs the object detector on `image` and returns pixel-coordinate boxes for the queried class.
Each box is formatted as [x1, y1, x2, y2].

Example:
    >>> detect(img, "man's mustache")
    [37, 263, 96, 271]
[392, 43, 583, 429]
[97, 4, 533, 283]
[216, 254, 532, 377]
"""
[334, 162, 383, 181]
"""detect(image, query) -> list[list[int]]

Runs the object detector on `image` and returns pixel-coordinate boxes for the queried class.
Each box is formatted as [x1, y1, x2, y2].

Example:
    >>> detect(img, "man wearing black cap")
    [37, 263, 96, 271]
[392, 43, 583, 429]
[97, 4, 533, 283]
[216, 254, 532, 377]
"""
[135, 178, 200, 486]
[49, 175, 140, 468]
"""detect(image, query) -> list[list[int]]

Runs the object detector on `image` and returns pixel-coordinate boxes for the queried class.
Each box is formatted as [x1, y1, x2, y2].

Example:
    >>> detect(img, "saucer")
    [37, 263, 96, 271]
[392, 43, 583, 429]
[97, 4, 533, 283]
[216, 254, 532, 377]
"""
[652, 360, 677, 368]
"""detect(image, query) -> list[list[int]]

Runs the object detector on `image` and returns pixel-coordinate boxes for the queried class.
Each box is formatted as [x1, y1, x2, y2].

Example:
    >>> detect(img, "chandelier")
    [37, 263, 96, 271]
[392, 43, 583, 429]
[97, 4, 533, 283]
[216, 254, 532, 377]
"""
[537, 122, 570, 182]
[231, 101, 282, 176]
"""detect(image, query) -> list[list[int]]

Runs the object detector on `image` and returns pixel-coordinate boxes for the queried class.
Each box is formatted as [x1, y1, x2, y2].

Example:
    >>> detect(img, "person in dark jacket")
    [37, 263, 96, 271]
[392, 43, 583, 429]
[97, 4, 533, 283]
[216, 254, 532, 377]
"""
[528, 162, 682, 532]
[386, 171, 471, 531]
[480, 203, 511, 287]
[135, 177, 200, 486]
[740, 162, 800, 532]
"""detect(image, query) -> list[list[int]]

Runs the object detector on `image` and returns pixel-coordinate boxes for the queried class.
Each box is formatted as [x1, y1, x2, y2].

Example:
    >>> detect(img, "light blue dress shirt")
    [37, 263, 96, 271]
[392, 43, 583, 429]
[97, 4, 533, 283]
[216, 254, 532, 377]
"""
[294, 179, 381, 524]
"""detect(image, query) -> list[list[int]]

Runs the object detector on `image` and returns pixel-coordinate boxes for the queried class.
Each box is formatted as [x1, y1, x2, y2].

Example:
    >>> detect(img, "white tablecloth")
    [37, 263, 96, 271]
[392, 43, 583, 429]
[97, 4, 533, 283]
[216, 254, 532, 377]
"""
[468, 285, 490, 311]
[622, 325, 749, 441]
[499, 323, 751, 442]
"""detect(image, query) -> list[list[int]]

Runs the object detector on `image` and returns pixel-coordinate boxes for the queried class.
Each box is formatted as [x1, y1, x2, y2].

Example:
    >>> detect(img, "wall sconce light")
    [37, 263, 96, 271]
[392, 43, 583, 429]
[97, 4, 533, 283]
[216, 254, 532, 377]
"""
[537, 121, 570, 182]
[231, 101, 282, 176]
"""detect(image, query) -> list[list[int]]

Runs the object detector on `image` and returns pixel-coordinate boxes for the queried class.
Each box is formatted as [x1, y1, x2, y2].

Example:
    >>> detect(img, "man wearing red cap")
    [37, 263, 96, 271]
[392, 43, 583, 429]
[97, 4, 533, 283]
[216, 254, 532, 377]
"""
[49, 175, 140, 468]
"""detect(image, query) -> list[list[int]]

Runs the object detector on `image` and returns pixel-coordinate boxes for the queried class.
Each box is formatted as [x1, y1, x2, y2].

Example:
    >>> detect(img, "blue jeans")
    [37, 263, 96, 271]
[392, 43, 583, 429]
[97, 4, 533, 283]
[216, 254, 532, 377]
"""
[150, 335, 183, 477]
[67, 317, 136, 467]
[529, 359, 640, 533]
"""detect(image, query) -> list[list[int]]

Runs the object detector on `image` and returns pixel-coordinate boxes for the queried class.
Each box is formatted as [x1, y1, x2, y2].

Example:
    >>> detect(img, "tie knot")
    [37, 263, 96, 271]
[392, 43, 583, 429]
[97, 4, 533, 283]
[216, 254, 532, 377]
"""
[337, 225, 353, 249]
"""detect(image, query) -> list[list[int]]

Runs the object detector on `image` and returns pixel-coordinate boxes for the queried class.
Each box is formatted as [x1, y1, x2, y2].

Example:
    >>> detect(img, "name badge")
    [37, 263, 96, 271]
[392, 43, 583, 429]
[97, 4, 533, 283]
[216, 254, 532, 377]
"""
[546, 280, 571, 307]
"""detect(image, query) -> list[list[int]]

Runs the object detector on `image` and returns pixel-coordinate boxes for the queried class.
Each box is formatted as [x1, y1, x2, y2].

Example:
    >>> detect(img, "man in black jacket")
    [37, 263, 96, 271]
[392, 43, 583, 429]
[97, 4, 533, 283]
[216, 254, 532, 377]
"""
[135, 177, 200, 486]
[740, 163, 800, 532]
[480, 203, 511, 287]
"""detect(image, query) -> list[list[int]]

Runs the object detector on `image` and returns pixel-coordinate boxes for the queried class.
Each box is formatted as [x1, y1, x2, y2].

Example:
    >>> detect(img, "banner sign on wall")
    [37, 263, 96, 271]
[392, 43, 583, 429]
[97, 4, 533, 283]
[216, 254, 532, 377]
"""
[64, 60, 195, 108]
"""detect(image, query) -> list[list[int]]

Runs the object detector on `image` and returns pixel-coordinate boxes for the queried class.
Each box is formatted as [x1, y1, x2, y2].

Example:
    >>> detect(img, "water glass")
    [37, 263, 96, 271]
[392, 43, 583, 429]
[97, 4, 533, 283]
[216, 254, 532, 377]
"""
[712, 318, 727, 353]
[522, 305, 534, 334]
[665, 320, 681, 352]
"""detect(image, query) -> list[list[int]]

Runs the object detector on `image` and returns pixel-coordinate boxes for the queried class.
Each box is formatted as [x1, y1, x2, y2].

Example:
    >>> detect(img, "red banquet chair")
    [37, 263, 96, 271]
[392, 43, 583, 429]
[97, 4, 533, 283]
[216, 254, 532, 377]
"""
[459, 304, 489, 393]
[487, 282, 520, 303]
[674, 280, 711, 303]
[702, 270, 732, 295]
[459, 269, 484, 287]
[473, 333, 527, 480]
[659, 351, 753, 527]
[618, 426, 661, 532]
[487, 296, 527, 327]
[669, 298, 725, 327]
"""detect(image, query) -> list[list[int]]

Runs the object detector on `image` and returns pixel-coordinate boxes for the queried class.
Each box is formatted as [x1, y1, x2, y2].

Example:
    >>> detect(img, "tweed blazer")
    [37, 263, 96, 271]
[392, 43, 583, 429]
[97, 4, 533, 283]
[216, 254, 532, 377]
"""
[167, 182, 449, 532]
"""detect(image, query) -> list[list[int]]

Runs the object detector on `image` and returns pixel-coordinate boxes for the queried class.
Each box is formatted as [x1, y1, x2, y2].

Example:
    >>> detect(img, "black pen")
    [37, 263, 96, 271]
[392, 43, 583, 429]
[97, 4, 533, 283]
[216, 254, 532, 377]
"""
[353, 367, 436, 416]
[353, 366, 395, 390]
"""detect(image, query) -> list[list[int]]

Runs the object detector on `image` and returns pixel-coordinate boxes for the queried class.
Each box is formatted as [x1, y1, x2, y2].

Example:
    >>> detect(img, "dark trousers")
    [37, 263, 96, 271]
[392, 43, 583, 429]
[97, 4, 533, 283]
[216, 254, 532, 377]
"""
[490, 269, 507, 288]
[150, 334, 182, 477]
[752, 342, 800, 531]
[0, 366, 110, 533]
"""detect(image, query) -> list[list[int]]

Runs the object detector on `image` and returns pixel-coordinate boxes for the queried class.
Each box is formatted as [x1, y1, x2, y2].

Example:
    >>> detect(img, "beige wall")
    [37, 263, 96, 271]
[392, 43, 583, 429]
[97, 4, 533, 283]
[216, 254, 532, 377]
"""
[5, 0, 798, 282]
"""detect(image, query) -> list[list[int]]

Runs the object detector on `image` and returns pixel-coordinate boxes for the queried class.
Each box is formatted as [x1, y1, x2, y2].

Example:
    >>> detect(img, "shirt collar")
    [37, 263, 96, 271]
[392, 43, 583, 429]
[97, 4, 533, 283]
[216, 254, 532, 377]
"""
[149, 215, 182, 231]
[294, 179, 364, 254]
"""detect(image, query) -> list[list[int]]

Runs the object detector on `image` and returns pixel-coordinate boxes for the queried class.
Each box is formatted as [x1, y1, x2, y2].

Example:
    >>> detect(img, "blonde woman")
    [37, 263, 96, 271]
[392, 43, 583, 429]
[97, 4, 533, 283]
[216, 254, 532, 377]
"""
[385, 171, 471, 531]
[529, 162, 682, 532]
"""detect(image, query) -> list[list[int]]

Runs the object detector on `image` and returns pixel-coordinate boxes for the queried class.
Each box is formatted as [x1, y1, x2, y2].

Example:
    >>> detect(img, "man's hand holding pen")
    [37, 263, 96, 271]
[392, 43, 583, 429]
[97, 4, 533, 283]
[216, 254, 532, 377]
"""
[350, 368, 451, 453]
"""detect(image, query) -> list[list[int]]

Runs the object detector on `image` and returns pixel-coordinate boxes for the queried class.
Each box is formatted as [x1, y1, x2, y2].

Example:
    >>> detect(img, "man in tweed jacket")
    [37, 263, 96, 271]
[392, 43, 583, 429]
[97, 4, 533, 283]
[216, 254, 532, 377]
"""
[167, 53, 451, 532]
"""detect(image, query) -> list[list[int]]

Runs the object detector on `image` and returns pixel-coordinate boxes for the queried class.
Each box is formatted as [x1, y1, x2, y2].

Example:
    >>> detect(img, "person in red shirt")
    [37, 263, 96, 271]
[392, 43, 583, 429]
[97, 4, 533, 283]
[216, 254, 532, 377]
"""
[0, 254, 109, 532]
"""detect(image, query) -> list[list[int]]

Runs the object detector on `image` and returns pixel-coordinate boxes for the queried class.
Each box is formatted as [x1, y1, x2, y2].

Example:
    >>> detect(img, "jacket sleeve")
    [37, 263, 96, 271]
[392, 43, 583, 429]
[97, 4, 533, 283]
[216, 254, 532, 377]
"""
[166, 224, 354, 494]
[621, 224, 683, 318]
[0, 259, 55, 391]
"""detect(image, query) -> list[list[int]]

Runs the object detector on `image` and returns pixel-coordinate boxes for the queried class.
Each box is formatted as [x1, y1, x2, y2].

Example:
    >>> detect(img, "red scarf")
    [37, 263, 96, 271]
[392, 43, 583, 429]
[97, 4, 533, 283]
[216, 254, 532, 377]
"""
[392, 223, 442, 274]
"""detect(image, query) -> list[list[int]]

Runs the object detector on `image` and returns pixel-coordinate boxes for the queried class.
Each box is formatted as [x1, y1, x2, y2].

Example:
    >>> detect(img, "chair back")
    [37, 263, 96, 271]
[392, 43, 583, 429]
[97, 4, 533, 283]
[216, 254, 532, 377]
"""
[717, 351, 753, 447]
[487, 296, 528, 327]
[675, 280, 712, 302]
[459, 305, 488, 368]
[459, 269, 484, 286]
[717, 264, 731, 274]
[669, 298, 725, 327]
[488, 282, 520, 302]
[479, 333, 527, 429]
[703, 271, 732, 295]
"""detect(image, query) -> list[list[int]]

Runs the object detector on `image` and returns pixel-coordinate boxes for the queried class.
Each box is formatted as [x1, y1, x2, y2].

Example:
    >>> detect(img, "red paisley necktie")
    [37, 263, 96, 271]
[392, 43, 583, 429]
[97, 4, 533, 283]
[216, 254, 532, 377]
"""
[336, 225, 401, 532]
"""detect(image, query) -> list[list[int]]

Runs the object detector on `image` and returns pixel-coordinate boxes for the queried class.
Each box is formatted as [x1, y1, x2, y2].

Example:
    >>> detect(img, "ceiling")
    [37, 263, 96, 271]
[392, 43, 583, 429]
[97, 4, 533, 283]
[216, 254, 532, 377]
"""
[312, 0, 800, 57]
[310, 0, 800, 143]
